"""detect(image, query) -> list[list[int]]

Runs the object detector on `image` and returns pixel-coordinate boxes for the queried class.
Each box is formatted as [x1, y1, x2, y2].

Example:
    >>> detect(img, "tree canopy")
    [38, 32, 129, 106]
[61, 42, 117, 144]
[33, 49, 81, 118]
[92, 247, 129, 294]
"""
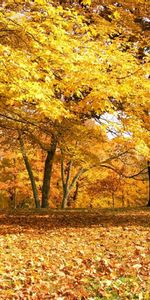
[0, 0, 149, 209]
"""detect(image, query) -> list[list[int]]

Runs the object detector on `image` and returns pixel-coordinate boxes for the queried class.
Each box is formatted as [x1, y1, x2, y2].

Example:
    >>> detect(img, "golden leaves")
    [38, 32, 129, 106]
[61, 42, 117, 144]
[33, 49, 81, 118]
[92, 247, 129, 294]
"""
[81, 0, 92, 5]
[113, 11, 121, 20]
[0, 0, 150, 184]
[0, 210, 150, 298]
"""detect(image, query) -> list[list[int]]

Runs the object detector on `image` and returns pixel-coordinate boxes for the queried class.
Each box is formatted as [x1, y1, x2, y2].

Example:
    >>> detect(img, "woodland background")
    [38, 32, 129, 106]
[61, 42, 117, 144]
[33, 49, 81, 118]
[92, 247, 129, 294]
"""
[0, 0, 149, 210]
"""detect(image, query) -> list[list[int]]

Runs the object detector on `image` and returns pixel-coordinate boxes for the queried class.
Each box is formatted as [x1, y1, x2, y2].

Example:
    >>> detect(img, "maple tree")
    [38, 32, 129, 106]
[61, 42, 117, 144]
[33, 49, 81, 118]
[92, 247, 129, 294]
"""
[0, 0, 149, 208]
[75, 152, 148, 209]
[18, 133, 41, 208]
[0, 131, 44, 209]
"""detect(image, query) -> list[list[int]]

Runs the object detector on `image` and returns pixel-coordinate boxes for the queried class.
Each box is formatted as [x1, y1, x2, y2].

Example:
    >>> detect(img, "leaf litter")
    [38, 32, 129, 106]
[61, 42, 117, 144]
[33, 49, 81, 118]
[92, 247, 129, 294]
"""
[0, 207, 149, 299]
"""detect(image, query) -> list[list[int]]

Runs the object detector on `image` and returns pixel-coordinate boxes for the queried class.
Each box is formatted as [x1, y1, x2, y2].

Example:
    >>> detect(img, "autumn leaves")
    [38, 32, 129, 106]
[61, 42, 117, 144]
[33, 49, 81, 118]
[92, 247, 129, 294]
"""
[0, 0, 149, 208]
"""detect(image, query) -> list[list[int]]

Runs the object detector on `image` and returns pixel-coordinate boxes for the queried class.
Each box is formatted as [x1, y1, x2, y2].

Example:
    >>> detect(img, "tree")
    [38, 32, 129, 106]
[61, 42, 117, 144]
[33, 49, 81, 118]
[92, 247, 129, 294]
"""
[41, 134, 57, 208]
[0, 139, 39, 208]
[18, 133, 41, 208]
[0, 0, 149, 208]
[60, 154, 85, 209]
[147, 161, 150, 207]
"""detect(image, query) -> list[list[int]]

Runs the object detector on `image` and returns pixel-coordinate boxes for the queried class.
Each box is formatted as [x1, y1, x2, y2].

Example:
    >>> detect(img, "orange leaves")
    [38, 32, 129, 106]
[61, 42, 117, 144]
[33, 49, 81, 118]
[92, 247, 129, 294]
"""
[0, 209, 150, 299]
[0, 0, 149, 141]
[0, 0, 149, 211]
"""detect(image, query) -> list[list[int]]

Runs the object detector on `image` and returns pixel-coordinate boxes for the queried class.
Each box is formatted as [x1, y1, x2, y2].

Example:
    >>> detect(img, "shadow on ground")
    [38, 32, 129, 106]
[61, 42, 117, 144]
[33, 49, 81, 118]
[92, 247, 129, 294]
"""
[0, 207, 149, 235]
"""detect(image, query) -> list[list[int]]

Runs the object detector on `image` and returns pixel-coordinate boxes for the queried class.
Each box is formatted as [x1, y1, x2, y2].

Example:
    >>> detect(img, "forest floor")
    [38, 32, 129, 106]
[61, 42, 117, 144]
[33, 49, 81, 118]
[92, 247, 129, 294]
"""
[0, 207, 150, 299]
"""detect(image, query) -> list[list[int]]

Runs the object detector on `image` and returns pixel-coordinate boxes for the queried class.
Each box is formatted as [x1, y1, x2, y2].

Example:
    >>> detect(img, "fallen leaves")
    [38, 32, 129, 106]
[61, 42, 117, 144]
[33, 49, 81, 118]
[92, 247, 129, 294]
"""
[0, 208, 150, 299]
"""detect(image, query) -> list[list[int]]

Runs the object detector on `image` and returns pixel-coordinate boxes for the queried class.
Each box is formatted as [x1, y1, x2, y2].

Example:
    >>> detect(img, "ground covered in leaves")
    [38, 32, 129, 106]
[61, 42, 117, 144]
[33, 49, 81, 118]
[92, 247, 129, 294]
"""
[0, 207, 150, 299]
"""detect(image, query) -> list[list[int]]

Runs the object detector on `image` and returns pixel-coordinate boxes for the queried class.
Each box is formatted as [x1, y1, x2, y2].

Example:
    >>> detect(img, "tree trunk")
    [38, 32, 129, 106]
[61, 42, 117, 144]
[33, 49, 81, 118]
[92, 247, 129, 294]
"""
[61, 155, 72, 209]
[12, 158, 17, 208]
[60, 152, 85, 209]
[112, 192, 115, 208]
[19, 134, 40, 208]
[9, 190, 16, 209]
[41, 135, 57, 208]
[72, 181, 79, 202]
[147, 161, 150, 207]
[61, 186, 69, 209]
[121, 191, 125, 207]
